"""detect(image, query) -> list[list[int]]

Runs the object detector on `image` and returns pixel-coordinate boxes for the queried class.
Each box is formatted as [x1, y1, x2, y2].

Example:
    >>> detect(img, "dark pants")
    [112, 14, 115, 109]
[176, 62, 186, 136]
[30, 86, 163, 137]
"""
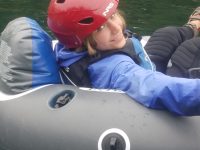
[145, 26, 200, 78]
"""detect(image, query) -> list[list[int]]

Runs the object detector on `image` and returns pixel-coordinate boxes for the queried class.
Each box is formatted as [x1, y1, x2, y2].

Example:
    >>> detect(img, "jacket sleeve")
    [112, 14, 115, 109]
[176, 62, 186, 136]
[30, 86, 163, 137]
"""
[89, 55, 200, 116]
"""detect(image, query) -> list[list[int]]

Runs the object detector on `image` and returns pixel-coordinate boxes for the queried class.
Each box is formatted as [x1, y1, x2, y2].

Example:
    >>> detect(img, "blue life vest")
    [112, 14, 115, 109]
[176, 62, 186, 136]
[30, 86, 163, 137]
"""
[60, 37, 155, 87]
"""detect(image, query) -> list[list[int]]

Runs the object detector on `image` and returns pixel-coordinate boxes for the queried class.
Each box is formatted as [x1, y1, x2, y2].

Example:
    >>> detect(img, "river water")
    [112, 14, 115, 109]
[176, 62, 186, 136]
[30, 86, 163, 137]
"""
[0, 0, 200, 35]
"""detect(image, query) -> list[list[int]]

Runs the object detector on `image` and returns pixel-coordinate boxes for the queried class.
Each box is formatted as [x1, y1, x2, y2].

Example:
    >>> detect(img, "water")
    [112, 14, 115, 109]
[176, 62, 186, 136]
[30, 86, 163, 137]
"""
[0, 0, 200, 36]
[0, 0, 49, 32]
[121, 0, 200, 35]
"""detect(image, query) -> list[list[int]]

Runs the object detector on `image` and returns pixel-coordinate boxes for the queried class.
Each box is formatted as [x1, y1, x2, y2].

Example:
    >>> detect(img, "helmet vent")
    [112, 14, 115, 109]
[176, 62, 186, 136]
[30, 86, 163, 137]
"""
[56, 0, 65, 3]
[79, 17, 94, 24]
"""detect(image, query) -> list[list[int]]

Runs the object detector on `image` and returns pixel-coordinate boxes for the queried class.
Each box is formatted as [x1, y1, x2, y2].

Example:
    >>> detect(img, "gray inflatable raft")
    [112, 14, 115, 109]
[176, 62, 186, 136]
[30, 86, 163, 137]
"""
[0, 84, 200, 150]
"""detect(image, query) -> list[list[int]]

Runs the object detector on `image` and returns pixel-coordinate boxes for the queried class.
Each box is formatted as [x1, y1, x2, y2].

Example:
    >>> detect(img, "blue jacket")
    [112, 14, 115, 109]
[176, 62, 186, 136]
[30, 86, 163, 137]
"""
[55, 37, 200, 116]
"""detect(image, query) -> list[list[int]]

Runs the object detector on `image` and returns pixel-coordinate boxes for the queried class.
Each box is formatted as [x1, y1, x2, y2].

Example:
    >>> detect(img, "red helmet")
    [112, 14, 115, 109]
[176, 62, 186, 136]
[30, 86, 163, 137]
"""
[47, 0, 119, 48]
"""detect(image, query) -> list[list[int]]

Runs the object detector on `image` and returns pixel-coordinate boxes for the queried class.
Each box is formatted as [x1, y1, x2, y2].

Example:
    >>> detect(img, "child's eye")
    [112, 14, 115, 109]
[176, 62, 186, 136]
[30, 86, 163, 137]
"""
[111, 13, 116, 17]
[96, 25, 105, 32]
[110, 12, 117, 19]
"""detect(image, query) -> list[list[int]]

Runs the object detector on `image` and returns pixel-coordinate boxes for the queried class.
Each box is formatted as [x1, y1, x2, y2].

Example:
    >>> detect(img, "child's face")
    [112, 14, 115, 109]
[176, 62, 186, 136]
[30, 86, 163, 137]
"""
[92, 12, 126, 51]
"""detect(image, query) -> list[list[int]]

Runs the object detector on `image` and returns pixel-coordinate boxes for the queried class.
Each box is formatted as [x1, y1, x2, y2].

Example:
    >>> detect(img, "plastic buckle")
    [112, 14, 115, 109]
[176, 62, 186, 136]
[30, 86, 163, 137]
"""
[188, 67, 200, 78]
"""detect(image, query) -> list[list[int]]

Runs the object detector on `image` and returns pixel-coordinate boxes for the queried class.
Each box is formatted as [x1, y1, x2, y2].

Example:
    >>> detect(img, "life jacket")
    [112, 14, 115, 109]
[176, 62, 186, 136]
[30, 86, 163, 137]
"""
[60, 34, 155, 87]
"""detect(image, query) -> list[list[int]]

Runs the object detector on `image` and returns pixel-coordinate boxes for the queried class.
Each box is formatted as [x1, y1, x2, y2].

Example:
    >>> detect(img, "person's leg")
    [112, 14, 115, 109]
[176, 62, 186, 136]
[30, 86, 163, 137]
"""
[145, 26, 194, 73]
[145, 6, 200, 73]
[167, 37, 200, 78]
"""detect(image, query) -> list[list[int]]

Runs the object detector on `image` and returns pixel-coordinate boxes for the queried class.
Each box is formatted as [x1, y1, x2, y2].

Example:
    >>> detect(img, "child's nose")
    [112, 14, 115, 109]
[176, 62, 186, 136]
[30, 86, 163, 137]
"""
[107, 19, 120, 34]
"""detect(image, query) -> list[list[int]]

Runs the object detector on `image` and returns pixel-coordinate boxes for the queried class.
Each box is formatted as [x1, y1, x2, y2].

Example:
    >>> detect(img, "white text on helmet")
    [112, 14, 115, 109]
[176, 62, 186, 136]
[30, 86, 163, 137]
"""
[103, 2, 114, 16]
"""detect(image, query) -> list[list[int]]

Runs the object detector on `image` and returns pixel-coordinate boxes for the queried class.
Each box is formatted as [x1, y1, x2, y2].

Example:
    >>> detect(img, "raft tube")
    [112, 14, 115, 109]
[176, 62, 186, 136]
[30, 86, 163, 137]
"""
[0, 84, 200, 150]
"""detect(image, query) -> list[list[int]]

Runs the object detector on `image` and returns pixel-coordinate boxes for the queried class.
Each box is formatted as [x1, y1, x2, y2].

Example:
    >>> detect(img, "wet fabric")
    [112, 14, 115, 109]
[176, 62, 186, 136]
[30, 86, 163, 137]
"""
[88, 50, 200, 116]
[0, 17, 61, 94]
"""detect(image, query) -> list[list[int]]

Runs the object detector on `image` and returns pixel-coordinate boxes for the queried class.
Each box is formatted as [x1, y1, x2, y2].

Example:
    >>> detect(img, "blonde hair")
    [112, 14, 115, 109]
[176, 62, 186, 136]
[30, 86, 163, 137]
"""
[84, 10, 126, 56]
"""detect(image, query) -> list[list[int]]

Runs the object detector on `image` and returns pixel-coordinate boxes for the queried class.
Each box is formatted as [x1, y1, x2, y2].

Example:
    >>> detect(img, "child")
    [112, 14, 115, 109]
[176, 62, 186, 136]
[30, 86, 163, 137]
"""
[47, 0, 200, 116]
